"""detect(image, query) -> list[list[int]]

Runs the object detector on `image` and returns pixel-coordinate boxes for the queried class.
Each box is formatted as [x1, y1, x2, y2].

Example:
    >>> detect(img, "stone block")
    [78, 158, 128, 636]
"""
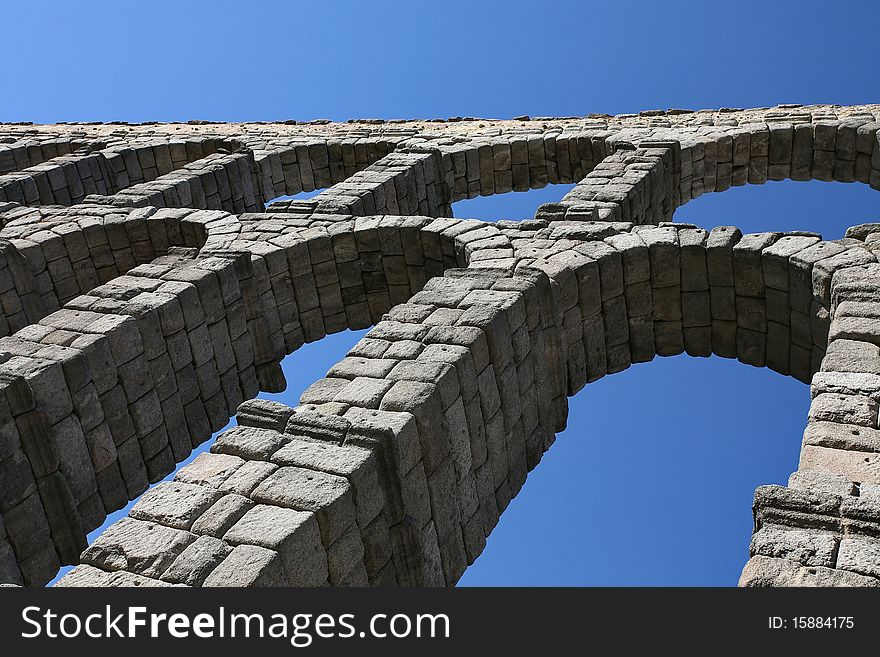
[190, 493, 253, 538]
[202, 544, 287, 587]
[750, 524, 839, 567]
[251, 466, 356, 546]
[224, 503, 328, 586]
[130, 481, 222, 530]
[81, 517, 195, 579]
[161, 535, 231, 586]
[837, 537, 880, 578]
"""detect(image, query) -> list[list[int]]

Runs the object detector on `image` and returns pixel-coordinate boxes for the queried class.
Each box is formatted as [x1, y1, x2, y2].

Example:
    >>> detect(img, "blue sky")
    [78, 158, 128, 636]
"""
[2, 0, 877, 586]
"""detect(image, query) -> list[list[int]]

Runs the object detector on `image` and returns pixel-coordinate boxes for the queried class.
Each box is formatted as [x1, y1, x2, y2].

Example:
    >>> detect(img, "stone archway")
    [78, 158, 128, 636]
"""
[0, 104, 877, 587]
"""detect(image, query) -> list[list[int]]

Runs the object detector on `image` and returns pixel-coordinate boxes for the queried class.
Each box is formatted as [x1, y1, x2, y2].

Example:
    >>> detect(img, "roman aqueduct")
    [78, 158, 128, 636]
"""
[0, 104, 878, 587]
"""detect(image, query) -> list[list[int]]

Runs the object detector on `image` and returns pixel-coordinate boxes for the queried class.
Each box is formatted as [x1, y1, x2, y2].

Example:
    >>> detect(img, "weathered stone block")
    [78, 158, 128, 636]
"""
[130, 481, 222, 530]
[202, 544, 287, 587]
[224, 503, 328, 586]
[81, 517, 195, 578]
[251, 466, 356, 546]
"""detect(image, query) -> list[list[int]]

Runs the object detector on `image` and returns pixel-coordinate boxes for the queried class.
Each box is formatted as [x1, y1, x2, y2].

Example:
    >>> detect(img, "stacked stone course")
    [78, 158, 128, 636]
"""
[0, 104, 876, 586]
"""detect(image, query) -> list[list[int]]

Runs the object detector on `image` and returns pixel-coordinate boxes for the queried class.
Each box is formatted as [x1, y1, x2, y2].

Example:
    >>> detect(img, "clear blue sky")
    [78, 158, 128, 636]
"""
[4, 0, 877, 586]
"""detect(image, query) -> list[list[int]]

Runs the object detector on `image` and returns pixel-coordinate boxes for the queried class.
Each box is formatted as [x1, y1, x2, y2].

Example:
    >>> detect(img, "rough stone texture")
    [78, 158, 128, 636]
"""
[0, 104, 876, 586]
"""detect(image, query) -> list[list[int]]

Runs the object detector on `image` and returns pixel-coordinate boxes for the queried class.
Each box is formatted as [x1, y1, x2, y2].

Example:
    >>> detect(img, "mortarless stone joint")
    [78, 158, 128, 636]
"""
[0, 104, 877, 586]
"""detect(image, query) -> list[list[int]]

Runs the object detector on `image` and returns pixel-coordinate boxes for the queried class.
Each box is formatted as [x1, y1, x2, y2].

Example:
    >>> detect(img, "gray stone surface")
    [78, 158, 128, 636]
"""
[202, 544, 287, 587]
[224, 503, 328, 585]
[130, 481, 222, 530]
[80, 517, 194, 578]
[0, 104, 873, 587]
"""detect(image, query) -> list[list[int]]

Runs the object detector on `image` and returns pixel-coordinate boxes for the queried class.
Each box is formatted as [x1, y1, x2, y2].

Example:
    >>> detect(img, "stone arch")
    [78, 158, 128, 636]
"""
[253, 137, 398, 203]
[0, 203, 228, 584]
[0, 205, 211, 335]
[0, 137, 100, 175]
[0, 201, 511, 585]
[0, 104, 876, 587]
[272, 133, 613, 220]
[53, 210, 880, 588]
[542, 116, 880, 226]
[261, 118, 877, 230]
[0, 137, 402, 217]
[0, 138, 248, 210]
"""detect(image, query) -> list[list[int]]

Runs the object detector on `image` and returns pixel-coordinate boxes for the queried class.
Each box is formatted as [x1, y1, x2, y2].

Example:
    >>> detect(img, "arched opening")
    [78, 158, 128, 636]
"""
[453, 183, 575, 221]
[19, 208, 498, 586]
[264, 188, 325, 209]
[0, 138, 245, 209]
[47, 216, 510, 587]
[49, 326, 369, 585]
[6, 110, 880, 587]
[458, 354, 806, 585]
[460, 175, 879, 585]
[675, 178, 879, 238]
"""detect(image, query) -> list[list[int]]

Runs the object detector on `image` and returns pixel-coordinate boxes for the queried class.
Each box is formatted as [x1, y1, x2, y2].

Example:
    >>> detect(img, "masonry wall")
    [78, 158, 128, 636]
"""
[52, 215, 880, 587]
[0, 104, 878, 586]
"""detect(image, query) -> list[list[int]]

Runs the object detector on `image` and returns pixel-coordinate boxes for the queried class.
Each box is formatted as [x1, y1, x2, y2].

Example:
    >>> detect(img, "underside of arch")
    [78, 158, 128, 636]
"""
[0, 104, 876, 586]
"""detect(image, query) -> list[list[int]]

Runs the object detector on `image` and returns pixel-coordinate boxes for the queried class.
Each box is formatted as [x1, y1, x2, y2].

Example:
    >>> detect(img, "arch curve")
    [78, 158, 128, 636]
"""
[55, 216, 880, 587]
[0, 104, 875, 587]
